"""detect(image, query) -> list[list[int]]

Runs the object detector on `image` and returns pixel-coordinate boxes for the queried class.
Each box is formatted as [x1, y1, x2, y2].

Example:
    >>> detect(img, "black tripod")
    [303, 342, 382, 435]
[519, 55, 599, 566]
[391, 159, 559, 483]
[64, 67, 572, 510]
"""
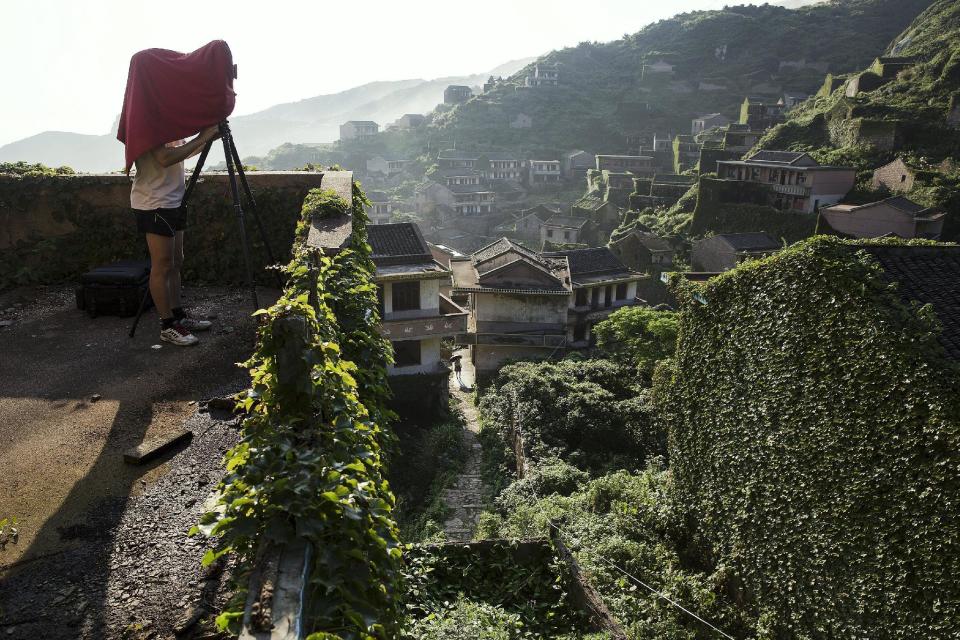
[129, 120, 282, 338]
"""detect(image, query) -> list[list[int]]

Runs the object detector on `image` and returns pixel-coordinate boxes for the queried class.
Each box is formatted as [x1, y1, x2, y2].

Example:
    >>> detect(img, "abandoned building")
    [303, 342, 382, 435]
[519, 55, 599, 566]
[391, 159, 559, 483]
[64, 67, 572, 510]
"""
[415, 179, 496, 217]
[481, 153, 523, 182]
[739, 96, 786, 130]
[365, 191, 394, 225]
[819, 196, 946, 239]
[716, 150, 856, 213]
[544, 247, 645, 346]
[595, 154, 656, 175]
[672, 135, 701, 173]
[339, 120, 379, 141]
[629, 174, 696, 209]
[525, 64, 559, 87]
[779, 92, 809, 110]
[871, 157, 922, 193]
[388, 113, 426, 130]
[451, 238, 571, 373]
[541, 215, 591, 247]
[691, 232, 782, 272]
[444, 85, 473, 104]
[368, 223, 468, 408]
[527, 159, 562, 185]
[562, 150, 596, 180]
[691, 113, 731, 135]
[492, 205, 557, 243]
[366, 156, 409, 178]
[451, 239, 643, 372]
[609, 229, 675, 273]
[437, 148, 479, 170]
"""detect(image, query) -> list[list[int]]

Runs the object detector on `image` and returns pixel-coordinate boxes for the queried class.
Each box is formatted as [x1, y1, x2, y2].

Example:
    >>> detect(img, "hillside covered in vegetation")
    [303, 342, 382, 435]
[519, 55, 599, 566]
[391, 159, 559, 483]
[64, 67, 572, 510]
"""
[248, 0, 933, 171]
[757, 0, 960, 237]
[423, 0, 933, 156]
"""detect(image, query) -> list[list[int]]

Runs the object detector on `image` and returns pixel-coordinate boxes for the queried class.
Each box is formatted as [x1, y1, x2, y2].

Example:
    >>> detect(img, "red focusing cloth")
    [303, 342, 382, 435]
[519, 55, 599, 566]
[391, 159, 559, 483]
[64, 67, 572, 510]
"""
[117, 40, 236, 171]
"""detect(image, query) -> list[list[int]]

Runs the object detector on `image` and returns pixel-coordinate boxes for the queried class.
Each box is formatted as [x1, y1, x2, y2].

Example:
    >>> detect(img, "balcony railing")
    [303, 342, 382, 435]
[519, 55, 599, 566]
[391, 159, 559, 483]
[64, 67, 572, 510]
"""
[379, 296, 468, 340]
[772, 183, 811, 196]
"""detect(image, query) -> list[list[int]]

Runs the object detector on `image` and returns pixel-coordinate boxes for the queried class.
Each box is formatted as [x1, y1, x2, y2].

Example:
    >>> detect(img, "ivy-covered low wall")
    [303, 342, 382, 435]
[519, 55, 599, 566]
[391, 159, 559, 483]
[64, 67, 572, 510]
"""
[661, 237, 960, 638]
[196, 183, 404, 638]
[0, 172, 324, 290]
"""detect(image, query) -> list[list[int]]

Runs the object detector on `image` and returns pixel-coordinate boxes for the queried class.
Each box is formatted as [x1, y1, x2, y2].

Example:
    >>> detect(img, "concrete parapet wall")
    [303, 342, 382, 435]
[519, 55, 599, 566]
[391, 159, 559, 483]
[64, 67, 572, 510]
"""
[0, 172, 324, 289]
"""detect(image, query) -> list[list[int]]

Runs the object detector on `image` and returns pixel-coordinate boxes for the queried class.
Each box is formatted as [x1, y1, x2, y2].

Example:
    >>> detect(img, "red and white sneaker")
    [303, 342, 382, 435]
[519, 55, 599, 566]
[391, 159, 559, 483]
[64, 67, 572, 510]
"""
[178, 316, 213, 332]
[160, 322, 200, 346]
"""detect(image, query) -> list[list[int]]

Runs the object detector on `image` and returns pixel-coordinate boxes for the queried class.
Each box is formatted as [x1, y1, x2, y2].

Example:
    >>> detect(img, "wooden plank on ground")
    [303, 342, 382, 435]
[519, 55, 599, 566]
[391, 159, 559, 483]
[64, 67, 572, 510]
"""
[123, 429, 193, 465]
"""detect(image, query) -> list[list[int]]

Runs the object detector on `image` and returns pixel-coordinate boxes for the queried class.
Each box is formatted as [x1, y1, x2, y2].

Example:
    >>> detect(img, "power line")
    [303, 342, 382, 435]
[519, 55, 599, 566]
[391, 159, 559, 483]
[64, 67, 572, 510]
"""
[543, 520, 736, 640]
[510, 402, 736, 639]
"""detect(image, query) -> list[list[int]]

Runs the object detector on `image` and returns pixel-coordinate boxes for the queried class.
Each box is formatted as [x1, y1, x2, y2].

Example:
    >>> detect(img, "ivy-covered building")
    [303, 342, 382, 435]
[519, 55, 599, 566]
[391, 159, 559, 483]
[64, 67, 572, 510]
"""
[664, 238, 960, 638]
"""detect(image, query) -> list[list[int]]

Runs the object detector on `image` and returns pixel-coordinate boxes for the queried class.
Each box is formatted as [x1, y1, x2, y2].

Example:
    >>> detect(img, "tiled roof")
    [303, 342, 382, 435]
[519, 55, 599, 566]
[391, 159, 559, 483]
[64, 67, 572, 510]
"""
[884, 196, 928, 215]
[544, 247, 629, 276]
[366, 191, 389, 202]
[481, 152, 520, 161]
[573, 195, 608, 212]
[473, 237, 541, 264]
[438, 149, 479, 160]
[715, 232, 781, 252]
[367, 223, 432, 264]
[543, 215, 588, 229]
[344, 120, 377, 125]
[858, 244, 960, 361]
[634, 233, 673, 252]
[748, 150, 810, 165]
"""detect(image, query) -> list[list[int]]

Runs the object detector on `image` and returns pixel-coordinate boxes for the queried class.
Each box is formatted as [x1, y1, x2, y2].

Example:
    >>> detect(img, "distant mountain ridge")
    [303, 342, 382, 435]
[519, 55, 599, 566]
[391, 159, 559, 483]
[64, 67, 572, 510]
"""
[0, 57, 535, 172]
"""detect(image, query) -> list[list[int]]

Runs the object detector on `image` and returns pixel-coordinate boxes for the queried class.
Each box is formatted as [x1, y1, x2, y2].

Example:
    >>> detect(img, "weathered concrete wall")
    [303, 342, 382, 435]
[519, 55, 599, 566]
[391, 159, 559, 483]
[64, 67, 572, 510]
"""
[0, 172, 324, 289]
[474, 292, 567, 326]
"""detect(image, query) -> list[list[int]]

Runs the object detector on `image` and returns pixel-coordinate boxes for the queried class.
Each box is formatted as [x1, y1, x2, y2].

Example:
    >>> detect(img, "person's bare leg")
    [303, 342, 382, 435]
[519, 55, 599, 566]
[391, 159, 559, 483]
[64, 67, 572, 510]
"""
[170, 230, 184, 309]
[145, 232, 174, 319]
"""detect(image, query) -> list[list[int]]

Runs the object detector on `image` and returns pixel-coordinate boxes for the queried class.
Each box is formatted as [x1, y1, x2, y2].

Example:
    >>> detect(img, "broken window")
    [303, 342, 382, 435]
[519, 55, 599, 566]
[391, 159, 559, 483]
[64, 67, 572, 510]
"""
[392, 340, 421, 367]
[392, 281, 421, 312]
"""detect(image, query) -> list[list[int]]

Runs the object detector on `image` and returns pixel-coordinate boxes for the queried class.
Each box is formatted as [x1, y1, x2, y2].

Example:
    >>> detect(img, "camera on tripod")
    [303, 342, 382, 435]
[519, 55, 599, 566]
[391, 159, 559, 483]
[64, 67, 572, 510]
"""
[118, 40, 280, 337]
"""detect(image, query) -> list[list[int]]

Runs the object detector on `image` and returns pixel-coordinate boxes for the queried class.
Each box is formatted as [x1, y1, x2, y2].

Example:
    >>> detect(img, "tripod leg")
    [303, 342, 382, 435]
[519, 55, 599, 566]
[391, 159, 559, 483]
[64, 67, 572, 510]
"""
[221, 126, 259, 310]
[128, 282, 153, 338]
[182, 140, 214, 209]
[227, 130, 284, 289]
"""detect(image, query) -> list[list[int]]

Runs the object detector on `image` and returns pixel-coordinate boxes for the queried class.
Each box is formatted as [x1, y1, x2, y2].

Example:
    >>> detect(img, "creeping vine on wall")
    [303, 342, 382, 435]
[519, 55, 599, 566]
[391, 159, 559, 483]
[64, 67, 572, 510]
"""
[194, 185, 403, 639]
[661, 236, 960, 638]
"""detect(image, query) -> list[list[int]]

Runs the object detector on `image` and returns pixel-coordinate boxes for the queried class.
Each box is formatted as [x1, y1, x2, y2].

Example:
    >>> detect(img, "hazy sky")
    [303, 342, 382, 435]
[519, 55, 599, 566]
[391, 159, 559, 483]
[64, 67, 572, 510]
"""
[0, 1, 816, 146]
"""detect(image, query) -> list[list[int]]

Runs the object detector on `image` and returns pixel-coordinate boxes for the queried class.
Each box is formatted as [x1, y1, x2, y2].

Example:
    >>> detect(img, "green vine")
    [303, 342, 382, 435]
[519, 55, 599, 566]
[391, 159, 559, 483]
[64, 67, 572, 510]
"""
[195, 184, 402, 639]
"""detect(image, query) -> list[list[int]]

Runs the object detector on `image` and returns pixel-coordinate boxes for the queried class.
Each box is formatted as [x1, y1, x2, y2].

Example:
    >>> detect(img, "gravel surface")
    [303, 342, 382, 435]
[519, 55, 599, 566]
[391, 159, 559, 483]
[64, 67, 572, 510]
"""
[0, 408, 242, 640]
[0, 284, 275, 639]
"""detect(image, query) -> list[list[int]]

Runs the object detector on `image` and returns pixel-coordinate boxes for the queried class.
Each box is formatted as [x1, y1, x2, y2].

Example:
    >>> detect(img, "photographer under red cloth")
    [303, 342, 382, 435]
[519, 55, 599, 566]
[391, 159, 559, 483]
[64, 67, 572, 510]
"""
[117, 40, 235, 346]
[117, 39, 236, 172]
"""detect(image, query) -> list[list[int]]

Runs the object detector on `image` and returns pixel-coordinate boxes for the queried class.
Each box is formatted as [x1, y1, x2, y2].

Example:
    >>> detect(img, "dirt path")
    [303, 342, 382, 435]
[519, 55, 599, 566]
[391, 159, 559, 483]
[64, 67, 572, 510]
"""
[441, 353, 486, 542]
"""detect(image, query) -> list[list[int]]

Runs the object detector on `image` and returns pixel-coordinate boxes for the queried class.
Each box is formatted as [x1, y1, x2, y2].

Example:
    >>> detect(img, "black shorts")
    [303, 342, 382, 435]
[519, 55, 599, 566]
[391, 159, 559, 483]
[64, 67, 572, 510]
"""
[134, 207, 186, 237]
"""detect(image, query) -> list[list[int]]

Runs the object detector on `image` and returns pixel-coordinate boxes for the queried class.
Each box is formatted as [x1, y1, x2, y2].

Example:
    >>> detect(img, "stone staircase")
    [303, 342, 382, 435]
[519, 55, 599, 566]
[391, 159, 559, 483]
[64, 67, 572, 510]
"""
[442, 374, 487, 542]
